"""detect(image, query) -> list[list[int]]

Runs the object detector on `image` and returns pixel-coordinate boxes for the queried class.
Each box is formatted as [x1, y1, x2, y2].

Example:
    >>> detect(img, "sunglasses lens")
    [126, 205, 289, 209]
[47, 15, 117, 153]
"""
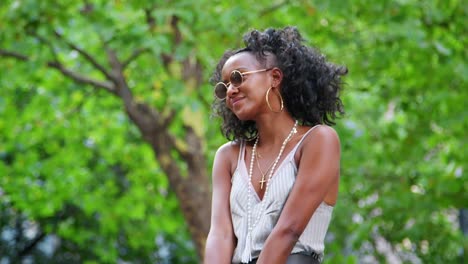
[230, 71, 243, 86]
[214, 83, 227, 99]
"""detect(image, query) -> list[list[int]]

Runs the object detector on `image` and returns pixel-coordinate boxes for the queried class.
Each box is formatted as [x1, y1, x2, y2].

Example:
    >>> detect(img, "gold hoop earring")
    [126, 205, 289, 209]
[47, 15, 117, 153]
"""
[266, 87, 284, 113]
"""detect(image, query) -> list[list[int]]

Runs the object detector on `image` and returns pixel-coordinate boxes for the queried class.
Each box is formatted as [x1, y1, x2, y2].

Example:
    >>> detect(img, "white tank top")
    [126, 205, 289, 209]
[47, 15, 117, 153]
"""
[229, 126, 334, 263]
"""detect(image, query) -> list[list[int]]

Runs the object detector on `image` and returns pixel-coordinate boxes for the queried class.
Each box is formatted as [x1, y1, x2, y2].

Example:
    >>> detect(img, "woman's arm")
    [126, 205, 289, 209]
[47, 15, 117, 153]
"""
[257, 126, 341, 264]
[204, 143, 237, 264]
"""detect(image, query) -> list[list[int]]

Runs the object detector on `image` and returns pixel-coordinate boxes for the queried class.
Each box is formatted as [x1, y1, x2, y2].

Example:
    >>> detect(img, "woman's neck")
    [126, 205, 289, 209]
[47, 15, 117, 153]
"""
[255, 113, 297, 148]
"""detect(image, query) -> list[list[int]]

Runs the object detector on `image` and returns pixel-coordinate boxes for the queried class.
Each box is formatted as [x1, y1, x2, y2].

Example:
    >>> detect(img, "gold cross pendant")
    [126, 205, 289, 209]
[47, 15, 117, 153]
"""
[259, 177, 266, 189]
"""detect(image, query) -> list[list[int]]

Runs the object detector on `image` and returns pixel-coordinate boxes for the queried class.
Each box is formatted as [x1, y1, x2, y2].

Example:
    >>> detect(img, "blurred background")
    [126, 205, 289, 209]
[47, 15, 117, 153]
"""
[0, 0, 466, 263]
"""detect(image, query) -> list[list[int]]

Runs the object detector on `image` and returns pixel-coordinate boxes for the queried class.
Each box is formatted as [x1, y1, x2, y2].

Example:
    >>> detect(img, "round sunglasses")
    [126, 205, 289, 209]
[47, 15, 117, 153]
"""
[214, 68, 272, 100]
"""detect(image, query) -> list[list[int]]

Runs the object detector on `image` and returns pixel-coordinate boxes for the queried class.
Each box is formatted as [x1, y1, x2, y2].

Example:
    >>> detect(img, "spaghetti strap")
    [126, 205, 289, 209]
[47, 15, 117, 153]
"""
[291, 124, 322, 155]
[237, 140, 246, 169]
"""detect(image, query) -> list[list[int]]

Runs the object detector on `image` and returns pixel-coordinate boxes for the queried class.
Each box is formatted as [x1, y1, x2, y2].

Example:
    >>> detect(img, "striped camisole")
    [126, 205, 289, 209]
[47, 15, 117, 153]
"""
[230, 125, 334, 263]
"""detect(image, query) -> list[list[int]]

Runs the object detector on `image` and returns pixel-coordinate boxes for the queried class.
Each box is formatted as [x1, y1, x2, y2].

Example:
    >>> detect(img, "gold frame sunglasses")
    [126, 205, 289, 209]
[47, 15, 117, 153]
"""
[214, 68, 272, 100]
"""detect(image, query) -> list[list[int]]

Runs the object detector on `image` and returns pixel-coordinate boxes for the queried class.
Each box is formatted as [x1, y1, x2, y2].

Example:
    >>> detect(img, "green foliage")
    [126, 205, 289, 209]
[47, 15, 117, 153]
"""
[0, 0, 466, 263]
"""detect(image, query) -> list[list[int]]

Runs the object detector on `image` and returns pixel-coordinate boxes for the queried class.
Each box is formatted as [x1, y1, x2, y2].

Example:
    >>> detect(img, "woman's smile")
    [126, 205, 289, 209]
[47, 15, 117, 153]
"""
[231, 97, 244, 107]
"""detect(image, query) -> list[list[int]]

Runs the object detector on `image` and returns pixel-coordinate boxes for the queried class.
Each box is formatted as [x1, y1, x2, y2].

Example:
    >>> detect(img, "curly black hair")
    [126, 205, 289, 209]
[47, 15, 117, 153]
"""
[211, 26, 347, 141]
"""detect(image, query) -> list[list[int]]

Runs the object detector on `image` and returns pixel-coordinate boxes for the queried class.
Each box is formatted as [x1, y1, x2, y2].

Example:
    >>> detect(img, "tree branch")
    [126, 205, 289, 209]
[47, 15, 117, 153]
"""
[122, 47, 150, 69]
[162, 109, 177, 128]
[171, 15, 182, 45]
[54, 30, 114, 81]
[0, 45, 116, 94]
[259, 0, 290, 16]
[1, 32, 116, 94]
[105, 46, 133, 104]
[0, 49, 28, 61]
[17, 232, 46, 258]
[28, 31, 60, 62]
[158, 15, 183, 69]
[47, 61, 115, 93]
[144, 7, 156, 31]
[196, 90, 211, 110]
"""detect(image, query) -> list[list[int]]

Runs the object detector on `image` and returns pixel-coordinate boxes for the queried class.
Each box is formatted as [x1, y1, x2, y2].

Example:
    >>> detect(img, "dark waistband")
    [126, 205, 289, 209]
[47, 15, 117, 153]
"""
[246, 252, 321, 264]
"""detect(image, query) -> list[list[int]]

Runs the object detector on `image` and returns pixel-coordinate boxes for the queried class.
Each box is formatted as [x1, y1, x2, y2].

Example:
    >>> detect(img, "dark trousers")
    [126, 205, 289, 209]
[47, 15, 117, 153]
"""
[247, 252, 321, 264]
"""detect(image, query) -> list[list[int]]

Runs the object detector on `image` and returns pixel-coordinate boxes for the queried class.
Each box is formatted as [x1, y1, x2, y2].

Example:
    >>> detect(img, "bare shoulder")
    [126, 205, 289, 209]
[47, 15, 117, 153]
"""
[213, 141, 242, 176]
[215, 141, 241, 160]
[303, 125, 340, 148]
[216, 140, 240, 153]
[296, 125, 340, 161]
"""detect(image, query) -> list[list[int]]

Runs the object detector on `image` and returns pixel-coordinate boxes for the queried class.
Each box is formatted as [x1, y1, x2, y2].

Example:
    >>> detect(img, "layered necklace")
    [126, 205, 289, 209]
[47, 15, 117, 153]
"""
[241, 120, 298, 262]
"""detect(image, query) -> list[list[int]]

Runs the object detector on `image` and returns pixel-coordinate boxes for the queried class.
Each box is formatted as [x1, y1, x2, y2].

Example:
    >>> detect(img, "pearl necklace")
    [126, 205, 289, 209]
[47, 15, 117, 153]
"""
[242, 120, 298, 262]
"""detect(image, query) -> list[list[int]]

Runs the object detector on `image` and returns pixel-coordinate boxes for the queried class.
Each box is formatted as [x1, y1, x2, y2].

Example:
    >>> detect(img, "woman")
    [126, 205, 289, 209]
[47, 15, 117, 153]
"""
[204, 26, 347, 264]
